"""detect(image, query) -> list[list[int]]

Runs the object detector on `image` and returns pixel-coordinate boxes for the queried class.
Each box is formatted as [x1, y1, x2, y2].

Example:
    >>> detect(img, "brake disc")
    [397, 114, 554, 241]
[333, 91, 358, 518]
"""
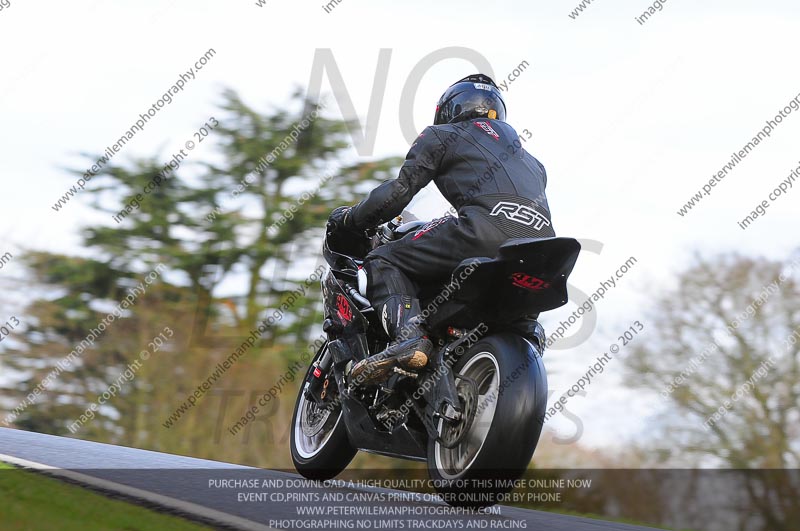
[302, 405, 328, 437]
[437, 375, 478, 449]
[302, 393, 339, 438]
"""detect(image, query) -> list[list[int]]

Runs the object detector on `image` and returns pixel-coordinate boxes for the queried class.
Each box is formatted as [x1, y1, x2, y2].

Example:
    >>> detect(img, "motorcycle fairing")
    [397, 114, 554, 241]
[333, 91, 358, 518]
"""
[425, 237, 581, 332]
[322, 270, 369, 363]
[340, 396, 428, 460]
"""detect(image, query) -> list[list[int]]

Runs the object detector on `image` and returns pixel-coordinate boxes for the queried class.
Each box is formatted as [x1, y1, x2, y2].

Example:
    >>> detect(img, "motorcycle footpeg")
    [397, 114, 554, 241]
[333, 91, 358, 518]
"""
[392, 366, 418, 379]
[441, 323, 486, 358]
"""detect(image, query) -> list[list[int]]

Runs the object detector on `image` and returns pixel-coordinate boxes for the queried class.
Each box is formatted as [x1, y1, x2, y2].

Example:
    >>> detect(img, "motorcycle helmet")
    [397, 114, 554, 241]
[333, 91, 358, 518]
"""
[434, 74, 507, 125]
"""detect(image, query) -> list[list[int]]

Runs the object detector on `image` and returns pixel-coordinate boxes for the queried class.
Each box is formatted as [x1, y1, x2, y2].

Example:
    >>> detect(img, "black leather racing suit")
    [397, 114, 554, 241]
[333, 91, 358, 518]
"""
[351, 118, 555, 340]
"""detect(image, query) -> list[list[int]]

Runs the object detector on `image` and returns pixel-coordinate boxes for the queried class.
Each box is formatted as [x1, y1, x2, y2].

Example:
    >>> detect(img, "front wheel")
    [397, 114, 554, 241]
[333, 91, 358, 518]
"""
[427, 334, 547, 507]
[291, 343, 356, 480]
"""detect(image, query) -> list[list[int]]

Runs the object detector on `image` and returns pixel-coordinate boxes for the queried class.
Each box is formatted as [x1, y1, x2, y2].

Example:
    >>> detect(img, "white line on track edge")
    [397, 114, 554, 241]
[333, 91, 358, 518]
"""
[0, 452, 280, 531]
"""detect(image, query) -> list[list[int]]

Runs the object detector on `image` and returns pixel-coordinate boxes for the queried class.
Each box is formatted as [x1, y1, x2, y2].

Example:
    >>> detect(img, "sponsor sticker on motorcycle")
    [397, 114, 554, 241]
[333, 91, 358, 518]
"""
[336, 294, 352, 322]
[511, 272, 551, 291]
[412, 216, 450, 240]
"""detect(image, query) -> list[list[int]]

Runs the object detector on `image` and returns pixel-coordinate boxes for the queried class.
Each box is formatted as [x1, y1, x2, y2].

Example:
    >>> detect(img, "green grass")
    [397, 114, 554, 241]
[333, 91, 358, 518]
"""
[0, 461, 211, 531]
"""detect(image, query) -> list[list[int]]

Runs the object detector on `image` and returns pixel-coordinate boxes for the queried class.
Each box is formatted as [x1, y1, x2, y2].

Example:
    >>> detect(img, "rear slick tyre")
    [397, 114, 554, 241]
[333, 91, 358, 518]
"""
[427, 333, 547, 507]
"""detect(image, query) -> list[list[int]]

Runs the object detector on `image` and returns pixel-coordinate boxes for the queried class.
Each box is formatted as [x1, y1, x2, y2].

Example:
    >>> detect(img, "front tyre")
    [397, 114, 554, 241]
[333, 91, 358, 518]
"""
[427, 334, 547, 507]
[291, 343, 356, 480]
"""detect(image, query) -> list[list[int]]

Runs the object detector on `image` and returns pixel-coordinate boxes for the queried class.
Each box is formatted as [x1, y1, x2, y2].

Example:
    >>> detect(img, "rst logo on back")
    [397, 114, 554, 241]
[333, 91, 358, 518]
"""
[490, 201, 551, 230]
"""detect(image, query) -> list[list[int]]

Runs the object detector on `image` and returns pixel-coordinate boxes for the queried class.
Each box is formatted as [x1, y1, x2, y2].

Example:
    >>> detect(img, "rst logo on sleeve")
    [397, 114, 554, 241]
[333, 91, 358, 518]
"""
[490, 201, 551, 230]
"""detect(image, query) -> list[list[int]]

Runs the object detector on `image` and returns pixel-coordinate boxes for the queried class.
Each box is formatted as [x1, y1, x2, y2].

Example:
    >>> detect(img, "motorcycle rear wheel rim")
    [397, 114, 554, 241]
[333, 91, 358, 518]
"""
[433, 351, 499, 479]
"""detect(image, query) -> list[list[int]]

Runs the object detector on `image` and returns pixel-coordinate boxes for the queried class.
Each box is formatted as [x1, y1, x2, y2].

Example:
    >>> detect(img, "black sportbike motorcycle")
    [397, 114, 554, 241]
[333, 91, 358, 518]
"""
[291, 212, 580, 507]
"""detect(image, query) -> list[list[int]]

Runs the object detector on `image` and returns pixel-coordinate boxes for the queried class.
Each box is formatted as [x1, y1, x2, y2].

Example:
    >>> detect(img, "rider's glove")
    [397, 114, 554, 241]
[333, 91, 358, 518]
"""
[327, 206, 356, 235]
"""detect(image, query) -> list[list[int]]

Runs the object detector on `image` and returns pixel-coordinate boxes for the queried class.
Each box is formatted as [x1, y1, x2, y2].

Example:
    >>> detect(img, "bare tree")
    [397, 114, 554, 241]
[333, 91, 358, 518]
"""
[625, 252, 800, 530]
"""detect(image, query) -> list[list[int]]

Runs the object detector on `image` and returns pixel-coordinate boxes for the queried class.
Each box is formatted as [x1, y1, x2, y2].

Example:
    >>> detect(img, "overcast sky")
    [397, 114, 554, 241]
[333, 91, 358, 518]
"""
[1, 0, 799, 451]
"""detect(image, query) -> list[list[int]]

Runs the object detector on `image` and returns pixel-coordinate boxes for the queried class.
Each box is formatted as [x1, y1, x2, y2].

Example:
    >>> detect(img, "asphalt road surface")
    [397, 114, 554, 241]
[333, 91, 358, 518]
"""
[0, 428, 665, 531]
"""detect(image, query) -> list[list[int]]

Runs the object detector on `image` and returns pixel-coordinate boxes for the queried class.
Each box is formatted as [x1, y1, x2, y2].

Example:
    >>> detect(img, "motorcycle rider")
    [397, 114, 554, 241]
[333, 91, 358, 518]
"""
[328, 74, 555, 385]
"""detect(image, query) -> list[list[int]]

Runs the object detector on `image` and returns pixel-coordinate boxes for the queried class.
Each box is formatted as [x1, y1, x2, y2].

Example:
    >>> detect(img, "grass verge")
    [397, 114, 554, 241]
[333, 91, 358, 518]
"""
[0, 461, 211, 531]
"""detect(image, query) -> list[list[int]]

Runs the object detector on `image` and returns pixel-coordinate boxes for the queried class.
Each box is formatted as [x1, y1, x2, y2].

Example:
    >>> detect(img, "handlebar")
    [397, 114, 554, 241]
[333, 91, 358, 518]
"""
[344, 283, 371, 309]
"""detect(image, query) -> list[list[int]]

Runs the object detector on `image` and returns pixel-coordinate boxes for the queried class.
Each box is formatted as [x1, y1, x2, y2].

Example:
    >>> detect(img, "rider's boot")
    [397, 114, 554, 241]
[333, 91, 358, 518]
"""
[349, 298, 431, 385]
